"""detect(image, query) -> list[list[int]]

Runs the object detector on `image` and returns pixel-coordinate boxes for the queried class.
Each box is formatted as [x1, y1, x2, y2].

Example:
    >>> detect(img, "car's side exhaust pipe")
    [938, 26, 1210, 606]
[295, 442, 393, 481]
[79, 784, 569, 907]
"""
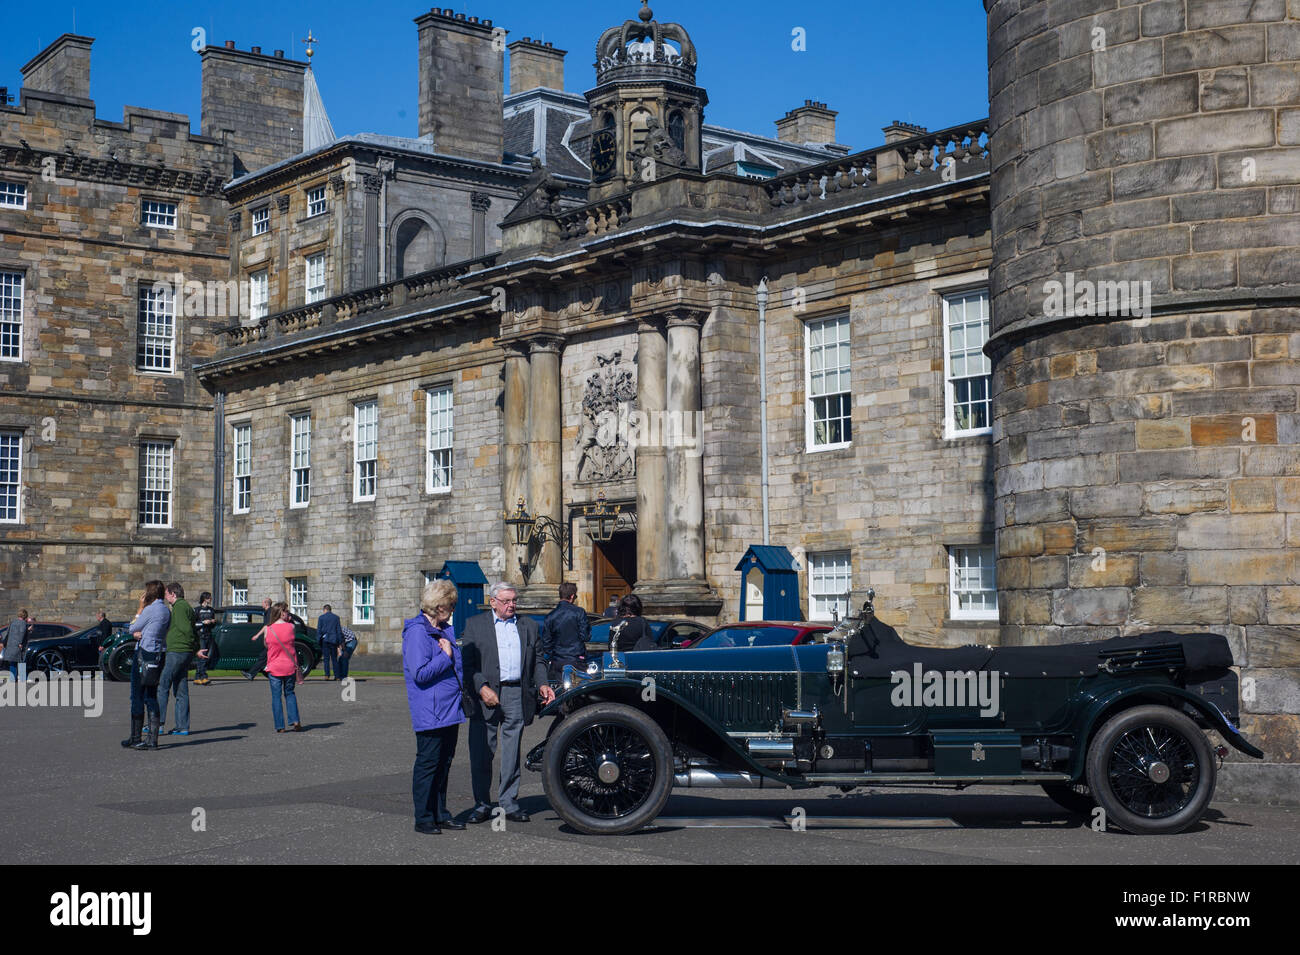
[673, 769, 776, 789]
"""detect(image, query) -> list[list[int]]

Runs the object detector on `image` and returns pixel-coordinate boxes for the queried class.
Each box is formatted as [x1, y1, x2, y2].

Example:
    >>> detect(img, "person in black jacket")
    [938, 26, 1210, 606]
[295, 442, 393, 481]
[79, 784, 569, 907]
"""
[541, 582, 589, 682]
[609, 594, 657, 653]
[193, 593, 216, 685]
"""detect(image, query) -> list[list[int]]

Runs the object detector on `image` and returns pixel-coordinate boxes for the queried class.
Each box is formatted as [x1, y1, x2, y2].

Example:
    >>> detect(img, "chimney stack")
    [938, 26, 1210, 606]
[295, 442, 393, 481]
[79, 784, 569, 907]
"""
[21, 34, 94, 100]
[775, 100, 837, 146]
[508, 38, 566, 93]
[415, 9, 504, 163]
[881, 120, 928, 144]
[199, 43, 308, 177]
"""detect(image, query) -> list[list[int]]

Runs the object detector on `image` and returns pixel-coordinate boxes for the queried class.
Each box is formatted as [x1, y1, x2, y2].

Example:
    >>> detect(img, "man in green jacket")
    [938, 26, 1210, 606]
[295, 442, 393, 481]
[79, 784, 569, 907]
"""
[158, 582, 198, 737]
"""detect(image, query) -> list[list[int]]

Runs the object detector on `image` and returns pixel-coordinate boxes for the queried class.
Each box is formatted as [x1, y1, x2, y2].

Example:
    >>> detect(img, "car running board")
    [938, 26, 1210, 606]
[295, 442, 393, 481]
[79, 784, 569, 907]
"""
[803, 773, 1074, 784]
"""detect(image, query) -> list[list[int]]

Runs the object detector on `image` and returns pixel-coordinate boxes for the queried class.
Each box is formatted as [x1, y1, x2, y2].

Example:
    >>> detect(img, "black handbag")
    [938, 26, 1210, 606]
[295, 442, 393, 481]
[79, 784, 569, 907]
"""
[139, 651, 163, 688]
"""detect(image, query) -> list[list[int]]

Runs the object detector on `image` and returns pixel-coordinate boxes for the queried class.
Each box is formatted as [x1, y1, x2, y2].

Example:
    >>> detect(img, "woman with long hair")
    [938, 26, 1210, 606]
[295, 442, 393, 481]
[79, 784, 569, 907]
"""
[257, 602, 302, 732]
[610, 593, 658, 653]
[123, 579, 171, 750]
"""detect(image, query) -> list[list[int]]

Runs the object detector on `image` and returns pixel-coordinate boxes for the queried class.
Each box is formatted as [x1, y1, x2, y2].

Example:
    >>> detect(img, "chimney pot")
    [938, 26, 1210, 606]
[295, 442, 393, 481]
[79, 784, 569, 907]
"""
[251, 46, 261, 54]
[225, 40, 235, 49]
[274, 49, 284, 57]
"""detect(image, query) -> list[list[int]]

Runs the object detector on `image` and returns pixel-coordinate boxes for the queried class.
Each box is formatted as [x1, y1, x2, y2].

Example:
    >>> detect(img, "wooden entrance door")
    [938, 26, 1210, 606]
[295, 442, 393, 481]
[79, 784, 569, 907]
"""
[593, 532, 637, 616]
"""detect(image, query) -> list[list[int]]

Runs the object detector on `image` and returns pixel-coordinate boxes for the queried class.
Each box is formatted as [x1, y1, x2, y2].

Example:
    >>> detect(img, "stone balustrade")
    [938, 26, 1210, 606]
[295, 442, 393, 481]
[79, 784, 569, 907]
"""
[558, 195, 632, 239]
[764, 118, 989, 209]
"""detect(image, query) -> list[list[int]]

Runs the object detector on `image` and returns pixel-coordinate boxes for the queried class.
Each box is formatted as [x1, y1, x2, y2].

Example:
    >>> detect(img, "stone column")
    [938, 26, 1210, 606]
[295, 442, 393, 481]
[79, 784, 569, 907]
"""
[635, 316, 668, 588]
[526, 335, 564, 591]
[329, 174, 348, 296]
[501, 342, 530, 584]
[361, 174, 382, 288]
[275, 194, 291, 311]
[471, 192, 491, 258]
[665, 308, 706, 583]
[226, 211, 241, 277]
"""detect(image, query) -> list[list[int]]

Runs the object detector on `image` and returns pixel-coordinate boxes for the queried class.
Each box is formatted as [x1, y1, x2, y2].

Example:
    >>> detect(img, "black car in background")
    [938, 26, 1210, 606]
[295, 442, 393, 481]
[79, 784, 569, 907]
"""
[20, 622, 120, 675]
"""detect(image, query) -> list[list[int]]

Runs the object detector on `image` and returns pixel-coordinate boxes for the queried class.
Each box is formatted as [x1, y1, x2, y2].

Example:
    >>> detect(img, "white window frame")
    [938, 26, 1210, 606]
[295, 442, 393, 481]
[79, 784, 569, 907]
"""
[0, 431, 22, 524]
[0, 181, 27, 209]
[352, 574, 375, 626]
[288, 578, 308, 621]
[307, 186, 327, 218]
[808, 551, 852, 622]
[229, 580, 249, 621]
[290, 413, 311, 508]
[353, 400, 378, 502]
[804, 314, 852, 452]
[138, 441, 173, 529]
[232, 423, 251, 514]
[251, 206, 270, 236]
[249, 270, 268, 321]
[949, 545, 999, 621]
[0, 271, 22, 362]
[425, 386, 453, 494]
[136, 282, 175, 374]
[142, 199, 177, 229]
[305, 252, 327, 304]
[943, 288, 993, 439]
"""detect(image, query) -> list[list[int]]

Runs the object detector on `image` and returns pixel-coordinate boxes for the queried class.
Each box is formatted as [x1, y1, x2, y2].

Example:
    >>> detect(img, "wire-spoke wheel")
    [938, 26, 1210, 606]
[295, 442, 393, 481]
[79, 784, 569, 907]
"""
[543, 702, 673, 835]
[1087, 705, 1215, 835]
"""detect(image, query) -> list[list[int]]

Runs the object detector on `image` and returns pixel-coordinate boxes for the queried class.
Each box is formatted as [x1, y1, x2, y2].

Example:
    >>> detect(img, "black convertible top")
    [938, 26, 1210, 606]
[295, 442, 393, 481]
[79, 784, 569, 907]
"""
[846, 619, 1234, 679]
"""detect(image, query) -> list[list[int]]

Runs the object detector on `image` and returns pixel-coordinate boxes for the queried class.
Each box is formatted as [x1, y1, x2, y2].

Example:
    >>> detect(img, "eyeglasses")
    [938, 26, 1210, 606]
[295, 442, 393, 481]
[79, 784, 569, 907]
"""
[491, 595, 517, 604]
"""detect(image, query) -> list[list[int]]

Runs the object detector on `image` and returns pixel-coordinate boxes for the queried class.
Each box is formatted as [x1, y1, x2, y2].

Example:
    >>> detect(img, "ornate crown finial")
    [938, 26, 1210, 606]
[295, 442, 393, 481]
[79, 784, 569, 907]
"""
[303, 29, 318, 59]
[639, 1, 654, 22]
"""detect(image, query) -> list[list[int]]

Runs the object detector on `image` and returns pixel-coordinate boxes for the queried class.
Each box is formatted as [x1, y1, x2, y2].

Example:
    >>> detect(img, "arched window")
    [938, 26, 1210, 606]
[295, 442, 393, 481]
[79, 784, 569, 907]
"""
[393, 216, 446, 279]
[668, 111, 685, 151]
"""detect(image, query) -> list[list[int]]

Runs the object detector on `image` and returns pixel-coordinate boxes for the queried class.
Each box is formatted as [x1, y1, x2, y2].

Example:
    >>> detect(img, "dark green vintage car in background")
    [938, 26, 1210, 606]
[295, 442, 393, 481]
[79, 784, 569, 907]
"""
[100, 606, 320, 681]
[527, 592, 1262, 836]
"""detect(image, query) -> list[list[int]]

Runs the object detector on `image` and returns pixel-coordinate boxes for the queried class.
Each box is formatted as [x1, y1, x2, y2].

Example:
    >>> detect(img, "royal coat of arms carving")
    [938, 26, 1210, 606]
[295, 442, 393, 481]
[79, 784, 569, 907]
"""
[575, 350, 638, 482]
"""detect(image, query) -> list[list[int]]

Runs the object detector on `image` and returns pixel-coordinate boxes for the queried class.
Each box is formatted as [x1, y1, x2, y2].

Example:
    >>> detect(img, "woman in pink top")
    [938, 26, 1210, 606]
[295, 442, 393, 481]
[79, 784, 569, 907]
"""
[254, 602, 301, 732]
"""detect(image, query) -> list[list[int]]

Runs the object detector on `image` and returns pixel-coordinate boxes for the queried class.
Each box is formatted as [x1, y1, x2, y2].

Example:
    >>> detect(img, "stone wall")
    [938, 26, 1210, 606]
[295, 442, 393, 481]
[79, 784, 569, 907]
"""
[986, 0, 1300, 789]
[217, 320, 503, 656]
[0, 89, 230, 623]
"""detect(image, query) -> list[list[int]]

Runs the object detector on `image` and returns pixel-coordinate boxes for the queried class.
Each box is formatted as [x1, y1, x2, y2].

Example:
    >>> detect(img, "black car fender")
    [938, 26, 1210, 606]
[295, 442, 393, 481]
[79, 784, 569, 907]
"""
[1073, 683, 1264, 777]
[537, 678, 800, 783]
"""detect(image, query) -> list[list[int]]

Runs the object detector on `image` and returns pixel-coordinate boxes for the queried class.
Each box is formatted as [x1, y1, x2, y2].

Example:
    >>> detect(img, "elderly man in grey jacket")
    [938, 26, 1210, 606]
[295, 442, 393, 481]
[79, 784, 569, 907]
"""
[2, 610, 30, 681]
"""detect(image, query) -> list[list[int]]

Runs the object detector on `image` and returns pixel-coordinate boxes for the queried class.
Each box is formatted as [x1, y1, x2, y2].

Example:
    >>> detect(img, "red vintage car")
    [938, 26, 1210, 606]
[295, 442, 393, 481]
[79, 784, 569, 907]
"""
[688, 621, 833, 649]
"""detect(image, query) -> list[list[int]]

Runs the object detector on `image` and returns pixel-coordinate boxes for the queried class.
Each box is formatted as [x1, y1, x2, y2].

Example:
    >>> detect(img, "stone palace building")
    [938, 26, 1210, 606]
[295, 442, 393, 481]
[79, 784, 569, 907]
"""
[2, 2, 1298, 798]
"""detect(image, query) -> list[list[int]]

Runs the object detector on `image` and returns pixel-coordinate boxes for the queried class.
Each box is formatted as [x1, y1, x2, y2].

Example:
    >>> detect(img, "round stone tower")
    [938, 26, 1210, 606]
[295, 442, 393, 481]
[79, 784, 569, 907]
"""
[986, 0, 1300, 795]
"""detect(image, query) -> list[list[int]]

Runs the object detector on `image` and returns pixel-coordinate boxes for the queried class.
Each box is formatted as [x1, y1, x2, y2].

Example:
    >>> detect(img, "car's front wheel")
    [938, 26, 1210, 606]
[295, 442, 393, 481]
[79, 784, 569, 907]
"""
[1086, 704, 1215, 835]
[542, 702, 673, 835]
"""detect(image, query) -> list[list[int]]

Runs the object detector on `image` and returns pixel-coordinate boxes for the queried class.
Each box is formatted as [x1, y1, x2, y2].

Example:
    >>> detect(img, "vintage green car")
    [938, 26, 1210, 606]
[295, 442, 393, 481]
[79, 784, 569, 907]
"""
[100, 606, 321, 681]
[527, 592, 1262, 836]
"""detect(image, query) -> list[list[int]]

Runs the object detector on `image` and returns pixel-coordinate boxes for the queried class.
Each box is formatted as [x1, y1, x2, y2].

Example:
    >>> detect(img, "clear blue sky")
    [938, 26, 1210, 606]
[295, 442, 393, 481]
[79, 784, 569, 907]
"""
[2, 0, 990, 152]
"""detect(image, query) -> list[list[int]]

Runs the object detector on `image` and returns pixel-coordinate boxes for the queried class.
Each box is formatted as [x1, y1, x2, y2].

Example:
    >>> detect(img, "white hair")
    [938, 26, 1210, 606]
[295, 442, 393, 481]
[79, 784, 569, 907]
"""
[489, 581, 518, 600]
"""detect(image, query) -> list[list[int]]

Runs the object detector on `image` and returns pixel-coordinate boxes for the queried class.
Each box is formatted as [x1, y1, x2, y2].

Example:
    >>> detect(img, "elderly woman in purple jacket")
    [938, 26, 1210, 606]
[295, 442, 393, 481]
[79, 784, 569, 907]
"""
[403, 578, 468, 835]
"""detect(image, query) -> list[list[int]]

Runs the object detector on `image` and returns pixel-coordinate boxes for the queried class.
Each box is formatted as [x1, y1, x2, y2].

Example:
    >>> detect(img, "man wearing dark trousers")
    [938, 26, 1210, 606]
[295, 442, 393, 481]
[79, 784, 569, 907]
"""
[541, 582, 589, 683]
[461, 582, 554, 823]
[317, 604, 343, 680]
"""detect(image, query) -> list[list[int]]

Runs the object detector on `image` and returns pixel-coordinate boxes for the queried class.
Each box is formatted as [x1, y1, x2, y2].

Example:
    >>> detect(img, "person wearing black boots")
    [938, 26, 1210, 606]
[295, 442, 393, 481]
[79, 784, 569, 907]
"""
[121, 580, 171, 750]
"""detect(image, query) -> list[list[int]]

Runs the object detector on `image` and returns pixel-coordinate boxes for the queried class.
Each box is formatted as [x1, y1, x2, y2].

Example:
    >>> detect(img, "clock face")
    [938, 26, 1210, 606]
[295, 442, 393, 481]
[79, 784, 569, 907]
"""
[591, 130, 617, 179]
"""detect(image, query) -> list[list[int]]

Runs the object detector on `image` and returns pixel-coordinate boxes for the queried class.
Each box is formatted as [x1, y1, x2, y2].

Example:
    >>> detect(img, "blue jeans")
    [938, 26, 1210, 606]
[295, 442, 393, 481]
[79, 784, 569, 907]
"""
[130, 647, 161, 720]
[268, 674, 300, 731]
[158, 651, 194, 731]
[338, 644, 353, 681]
[320, 641, 339, 679]
[413, 725, 459, 826]
[5, 662, 18, 680]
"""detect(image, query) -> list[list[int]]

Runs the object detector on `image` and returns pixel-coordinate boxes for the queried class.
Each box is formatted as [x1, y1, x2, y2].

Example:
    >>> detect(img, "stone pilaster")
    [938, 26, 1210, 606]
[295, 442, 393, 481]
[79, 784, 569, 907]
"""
[634, 316, 668, 591]
[471, 192, 491, 258]
[361, 174, 383, 288]
[521, 334, 565, 607]
[501, 341, 530, 587]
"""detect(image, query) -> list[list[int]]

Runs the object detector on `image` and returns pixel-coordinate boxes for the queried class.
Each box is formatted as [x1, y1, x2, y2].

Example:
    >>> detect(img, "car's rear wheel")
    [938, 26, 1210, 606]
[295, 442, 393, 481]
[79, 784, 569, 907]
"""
[1086, 705, 1215, 835]
[32, 649, 65, 675]
[104, 644, 135, 682]
[543, 702, 673, 835]
[1040, 782, 1095, 816]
